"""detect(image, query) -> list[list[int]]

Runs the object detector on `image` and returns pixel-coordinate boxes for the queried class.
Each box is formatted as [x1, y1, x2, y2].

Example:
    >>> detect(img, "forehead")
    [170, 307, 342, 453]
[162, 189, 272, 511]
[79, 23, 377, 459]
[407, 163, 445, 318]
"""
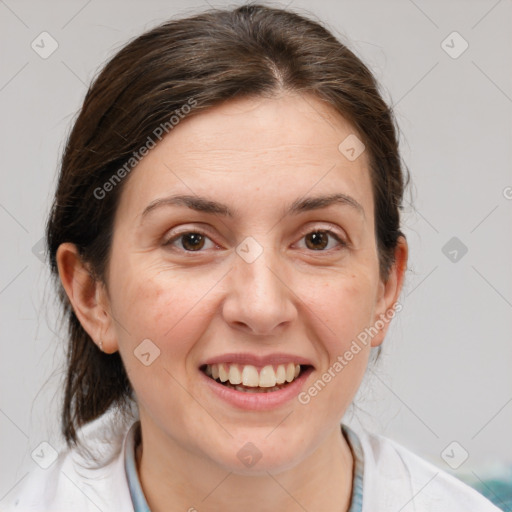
[169, 93, 365, 163]
[117, 93, 373, 222]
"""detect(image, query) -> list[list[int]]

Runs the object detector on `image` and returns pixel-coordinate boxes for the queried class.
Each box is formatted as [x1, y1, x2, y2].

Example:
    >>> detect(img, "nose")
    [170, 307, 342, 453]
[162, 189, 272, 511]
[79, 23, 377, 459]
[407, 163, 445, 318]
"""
[221, 243, 298, 336]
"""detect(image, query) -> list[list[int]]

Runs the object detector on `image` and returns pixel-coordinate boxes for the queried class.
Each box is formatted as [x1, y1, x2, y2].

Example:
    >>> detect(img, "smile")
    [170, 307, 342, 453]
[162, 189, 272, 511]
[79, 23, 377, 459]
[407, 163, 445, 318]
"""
[201, 363, 308, 392]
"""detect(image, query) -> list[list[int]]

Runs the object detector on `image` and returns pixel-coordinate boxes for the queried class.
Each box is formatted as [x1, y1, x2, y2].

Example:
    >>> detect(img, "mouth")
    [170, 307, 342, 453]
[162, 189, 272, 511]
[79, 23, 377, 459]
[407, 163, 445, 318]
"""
[200, 363, 313, 393]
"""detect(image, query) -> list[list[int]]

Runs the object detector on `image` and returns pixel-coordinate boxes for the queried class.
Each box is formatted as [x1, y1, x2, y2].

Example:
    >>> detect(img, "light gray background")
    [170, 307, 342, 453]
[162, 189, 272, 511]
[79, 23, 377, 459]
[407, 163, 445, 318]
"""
[1, 0, 511, 500]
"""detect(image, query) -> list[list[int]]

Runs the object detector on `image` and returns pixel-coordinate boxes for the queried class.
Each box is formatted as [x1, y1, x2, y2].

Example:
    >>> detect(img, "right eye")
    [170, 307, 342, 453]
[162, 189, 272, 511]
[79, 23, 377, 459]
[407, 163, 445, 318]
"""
[163, 231, 218, 252]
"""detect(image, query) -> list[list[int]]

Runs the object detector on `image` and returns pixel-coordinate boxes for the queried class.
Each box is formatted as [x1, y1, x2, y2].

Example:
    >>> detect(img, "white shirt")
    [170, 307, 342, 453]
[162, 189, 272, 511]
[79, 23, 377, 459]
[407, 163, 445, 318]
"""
[2, 416, 500, 512]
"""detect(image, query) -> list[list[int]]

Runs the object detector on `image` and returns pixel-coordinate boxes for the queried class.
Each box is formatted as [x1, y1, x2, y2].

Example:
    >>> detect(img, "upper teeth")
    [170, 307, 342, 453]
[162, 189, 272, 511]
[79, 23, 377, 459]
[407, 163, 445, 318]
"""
[205, 363, 301, 387]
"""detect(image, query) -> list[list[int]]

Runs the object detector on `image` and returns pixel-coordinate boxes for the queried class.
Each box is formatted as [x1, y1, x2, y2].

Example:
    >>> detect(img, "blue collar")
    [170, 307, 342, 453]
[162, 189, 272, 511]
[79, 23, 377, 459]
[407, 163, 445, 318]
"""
[124, 421, 364, 511]
[124, 421, 150, 512]
[342, 423, 365, 512]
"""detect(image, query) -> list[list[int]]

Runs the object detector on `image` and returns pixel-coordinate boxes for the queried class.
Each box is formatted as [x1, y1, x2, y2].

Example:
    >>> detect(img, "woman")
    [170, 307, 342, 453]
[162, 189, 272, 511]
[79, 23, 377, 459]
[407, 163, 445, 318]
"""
[6, 4, 500, 511]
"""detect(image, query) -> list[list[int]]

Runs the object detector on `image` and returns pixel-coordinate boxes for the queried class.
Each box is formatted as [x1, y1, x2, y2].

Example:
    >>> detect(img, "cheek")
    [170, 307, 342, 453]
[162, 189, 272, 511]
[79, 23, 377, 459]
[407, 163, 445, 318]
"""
[109, 259, 220, 356]
[303, 270, 377, 351]
[109, 268, 217, 406]
[297, 273, 376, 417]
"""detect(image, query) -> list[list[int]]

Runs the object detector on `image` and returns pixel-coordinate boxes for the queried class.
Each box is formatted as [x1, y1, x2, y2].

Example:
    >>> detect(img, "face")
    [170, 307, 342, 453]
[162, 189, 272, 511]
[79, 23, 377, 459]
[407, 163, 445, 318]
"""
[99, 92, 399, 473]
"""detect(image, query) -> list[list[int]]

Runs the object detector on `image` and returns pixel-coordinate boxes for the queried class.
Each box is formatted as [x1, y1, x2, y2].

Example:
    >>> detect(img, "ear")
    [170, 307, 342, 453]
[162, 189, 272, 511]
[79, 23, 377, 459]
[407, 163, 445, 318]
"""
[370, 236, 408, 347]
[56, 242, 118, 354]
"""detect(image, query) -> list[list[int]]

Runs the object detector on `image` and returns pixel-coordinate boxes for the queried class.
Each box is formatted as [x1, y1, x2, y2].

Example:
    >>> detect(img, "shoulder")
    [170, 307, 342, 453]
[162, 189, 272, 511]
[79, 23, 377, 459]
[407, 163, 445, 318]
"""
[1, 414, 136, 512]
[349, 426, 501, 512]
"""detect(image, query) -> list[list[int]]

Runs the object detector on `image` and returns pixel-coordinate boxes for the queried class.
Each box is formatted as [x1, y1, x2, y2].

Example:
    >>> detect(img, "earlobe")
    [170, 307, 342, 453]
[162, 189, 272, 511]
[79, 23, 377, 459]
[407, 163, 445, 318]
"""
[370, 236, 408, 347]
[56, 243, 117, 353]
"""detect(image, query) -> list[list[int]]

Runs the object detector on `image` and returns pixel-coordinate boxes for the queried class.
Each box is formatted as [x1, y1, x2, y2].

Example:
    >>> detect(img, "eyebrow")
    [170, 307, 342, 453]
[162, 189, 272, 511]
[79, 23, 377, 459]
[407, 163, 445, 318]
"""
[141, 192, 365, 220]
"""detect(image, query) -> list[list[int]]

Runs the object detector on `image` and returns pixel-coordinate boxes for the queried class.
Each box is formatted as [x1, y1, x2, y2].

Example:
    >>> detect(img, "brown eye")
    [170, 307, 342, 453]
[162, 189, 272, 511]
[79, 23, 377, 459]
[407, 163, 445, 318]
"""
[164, 231, 215, 252]
[305, 231, 329, 250]
[181, 233, 205, 251]
[299, 229, 346, 251]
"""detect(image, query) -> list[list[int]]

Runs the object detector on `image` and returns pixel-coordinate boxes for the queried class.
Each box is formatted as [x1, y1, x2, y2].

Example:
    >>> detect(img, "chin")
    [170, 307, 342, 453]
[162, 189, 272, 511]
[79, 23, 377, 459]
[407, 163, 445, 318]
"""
[205, 436, 310, 476]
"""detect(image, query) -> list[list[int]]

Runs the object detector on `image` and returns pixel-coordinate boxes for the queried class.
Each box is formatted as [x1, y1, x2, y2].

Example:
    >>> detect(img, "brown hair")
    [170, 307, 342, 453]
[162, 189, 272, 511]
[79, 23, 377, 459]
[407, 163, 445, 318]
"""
[46, 2, 409, 446]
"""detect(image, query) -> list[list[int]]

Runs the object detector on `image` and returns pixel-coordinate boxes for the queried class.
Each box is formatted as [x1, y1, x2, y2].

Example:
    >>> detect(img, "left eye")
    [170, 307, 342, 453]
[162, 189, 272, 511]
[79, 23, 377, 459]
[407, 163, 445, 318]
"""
[296, 229, 347, 251]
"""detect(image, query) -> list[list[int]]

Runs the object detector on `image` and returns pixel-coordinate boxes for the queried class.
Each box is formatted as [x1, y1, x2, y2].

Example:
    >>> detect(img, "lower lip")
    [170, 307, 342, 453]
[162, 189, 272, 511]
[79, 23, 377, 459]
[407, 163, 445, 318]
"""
[199, 367, 314, 411]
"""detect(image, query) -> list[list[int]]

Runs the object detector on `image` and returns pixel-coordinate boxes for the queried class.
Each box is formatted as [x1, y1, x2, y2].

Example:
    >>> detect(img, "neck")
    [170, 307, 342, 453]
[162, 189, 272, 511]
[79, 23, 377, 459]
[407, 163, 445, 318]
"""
[135, 422, 354, 512]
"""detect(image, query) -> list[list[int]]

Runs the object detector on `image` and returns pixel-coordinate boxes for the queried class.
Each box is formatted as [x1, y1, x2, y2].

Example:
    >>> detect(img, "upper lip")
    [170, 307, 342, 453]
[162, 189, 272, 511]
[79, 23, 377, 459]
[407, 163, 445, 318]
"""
[200, 352, 314, 369]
